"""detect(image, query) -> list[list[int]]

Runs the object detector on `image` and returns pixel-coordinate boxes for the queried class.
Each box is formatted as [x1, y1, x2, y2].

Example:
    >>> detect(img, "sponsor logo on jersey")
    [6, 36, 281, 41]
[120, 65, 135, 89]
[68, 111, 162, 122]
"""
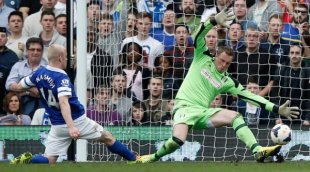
[201, 69, 221, 88]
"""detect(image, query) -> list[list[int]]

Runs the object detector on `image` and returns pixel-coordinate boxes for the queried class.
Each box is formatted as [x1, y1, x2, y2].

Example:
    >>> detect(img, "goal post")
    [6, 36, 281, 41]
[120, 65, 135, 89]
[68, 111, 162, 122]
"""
[75, 0, 88, 162]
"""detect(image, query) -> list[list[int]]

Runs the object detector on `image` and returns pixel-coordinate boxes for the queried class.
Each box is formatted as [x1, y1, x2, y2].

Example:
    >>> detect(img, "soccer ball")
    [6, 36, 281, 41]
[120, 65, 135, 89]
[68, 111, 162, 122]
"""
[270, 124, 292, 145]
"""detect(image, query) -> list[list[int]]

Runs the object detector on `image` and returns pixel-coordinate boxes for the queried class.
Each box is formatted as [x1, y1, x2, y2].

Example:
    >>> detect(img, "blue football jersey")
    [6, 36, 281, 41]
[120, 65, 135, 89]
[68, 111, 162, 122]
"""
[21, 66, 85, 125]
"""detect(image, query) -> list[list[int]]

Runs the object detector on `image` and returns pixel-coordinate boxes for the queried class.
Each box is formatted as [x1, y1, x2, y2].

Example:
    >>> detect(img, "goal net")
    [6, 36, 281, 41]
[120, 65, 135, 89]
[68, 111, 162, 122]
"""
[77, 0, 310, 162]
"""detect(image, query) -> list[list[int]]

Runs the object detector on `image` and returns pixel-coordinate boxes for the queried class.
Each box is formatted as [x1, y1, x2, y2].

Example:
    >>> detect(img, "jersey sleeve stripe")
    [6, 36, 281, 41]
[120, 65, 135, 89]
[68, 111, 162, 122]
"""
[57, 87, 72, 92]
[20, 77, 34, 88]
[58, 92, 72, 97]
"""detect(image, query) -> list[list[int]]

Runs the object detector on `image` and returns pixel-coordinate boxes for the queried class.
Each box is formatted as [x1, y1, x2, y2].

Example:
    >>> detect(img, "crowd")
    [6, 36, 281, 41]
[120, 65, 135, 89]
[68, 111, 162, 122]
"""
[0, 0, 310, 127]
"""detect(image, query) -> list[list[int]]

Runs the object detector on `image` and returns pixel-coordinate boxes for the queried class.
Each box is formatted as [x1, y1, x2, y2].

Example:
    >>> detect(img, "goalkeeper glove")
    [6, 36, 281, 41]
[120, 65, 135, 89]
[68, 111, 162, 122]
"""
[278, 100, 300, 121]
[214, 8, 235, 28]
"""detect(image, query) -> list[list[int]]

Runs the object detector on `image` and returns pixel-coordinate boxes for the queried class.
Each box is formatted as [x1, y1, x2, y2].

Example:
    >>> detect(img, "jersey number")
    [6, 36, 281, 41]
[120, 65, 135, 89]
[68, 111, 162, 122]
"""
[40, 88, 60, 109]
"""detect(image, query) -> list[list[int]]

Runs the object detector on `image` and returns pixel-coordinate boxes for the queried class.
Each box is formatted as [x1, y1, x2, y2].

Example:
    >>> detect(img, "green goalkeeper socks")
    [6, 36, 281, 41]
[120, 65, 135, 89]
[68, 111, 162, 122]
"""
[232, 114, 262, 154]
[154, 137, 184, 159]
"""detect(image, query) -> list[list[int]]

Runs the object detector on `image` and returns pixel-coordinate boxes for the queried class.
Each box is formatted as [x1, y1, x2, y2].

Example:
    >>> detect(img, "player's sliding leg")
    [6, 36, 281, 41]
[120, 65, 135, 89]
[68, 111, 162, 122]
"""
[10, 153, 51, 164]
[100, 131, 136, 161]
[210, 109, 281, 162]
[135, 124, 188, 163]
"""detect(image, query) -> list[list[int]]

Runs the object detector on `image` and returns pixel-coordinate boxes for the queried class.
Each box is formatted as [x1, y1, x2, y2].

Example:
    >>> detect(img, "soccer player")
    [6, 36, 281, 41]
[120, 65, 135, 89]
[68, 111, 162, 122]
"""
[134, 8, 300, 163]
[10, 44, 137, 164]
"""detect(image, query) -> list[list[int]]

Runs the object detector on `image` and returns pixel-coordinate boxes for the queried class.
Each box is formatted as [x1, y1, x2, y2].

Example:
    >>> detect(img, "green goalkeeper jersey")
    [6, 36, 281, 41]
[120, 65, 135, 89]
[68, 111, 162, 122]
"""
[174, 20, 276, 113]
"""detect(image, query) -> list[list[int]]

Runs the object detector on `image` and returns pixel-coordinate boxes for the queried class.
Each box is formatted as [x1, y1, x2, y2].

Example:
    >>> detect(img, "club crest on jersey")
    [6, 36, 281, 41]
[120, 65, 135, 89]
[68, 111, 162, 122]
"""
[61, 79, 69, 87]
[201, 69, 221, 88]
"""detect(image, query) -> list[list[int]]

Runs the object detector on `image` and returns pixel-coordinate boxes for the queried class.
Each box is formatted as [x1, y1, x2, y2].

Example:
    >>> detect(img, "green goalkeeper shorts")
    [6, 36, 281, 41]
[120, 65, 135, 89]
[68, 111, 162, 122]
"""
[173, 105, 222, 129]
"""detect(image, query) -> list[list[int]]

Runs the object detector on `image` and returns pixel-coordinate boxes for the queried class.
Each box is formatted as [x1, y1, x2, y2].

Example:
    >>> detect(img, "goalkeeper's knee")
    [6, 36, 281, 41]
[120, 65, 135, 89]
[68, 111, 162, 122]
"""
[172, 136, 184, 147]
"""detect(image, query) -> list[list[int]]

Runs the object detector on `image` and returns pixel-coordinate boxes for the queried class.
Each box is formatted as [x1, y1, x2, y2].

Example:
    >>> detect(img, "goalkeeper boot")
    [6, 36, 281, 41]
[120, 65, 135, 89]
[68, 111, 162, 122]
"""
[255, 145, 282, 163]
[134, 154, 159, 164]
[10, 152, 32, 164]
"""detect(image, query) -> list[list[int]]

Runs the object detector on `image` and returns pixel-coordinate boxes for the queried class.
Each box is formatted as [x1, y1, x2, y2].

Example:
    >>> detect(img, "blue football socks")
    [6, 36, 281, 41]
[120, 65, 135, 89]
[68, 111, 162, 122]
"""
[107, 140, 135, 161]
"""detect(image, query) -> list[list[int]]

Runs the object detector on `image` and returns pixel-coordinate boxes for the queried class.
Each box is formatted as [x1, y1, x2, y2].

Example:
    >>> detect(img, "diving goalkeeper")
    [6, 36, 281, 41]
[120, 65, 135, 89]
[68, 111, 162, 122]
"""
[134, 8, 299, 163]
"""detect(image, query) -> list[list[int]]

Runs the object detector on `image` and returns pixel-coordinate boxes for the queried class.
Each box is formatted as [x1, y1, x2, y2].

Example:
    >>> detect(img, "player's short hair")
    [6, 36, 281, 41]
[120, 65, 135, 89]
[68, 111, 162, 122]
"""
[40, 10, 55, 21]
[136, 12, 153, 22]
[8, 10, 23, 22]
[216, 46, 234, 59]
[26, 37, 44, 50]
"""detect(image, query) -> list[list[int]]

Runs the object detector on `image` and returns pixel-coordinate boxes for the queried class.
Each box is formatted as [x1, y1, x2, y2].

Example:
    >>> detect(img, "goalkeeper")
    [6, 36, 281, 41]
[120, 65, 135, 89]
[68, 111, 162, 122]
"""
[134, 8, 300, 163]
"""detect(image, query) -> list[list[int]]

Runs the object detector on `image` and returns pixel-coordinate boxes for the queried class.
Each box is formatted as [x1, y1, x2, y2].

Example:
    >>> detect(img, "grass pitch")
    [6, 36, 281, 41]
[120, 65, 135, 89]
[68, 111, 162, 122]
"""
[1, 161, 310, 172]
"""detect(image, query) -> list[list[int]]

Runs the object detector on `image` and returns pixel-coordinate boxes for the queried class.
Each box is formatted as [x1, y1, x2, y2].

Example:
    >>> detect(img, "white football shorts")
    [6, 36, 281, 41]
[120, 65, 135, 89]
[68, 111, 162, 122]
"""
[45, 115, 105, 156]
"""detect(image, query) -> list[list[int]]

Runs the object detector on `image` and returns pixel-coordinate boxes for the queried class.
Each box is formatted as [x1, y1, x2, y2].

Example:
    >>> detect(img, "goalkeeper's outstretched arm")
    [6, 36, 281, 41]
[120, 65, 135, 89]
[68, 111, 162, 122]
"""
[192, 8, 235, 56]
[227, 78, 300, 121]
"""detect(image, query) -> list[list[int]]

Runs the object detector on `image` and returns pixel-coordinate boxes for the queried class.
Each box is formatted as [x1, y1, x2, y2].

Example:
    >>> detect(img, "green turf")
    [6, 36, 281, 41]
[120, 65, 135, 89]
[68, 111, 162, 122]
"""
[1, 161, 310, 172]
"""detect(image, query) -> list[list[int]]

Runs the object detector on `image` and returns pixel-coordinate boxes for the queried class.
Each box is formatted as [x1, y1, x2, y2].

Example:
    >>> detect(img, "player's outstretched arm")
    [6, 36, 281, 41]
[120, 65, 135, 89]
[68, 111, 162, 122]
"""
[192, 7, 235, 55]
[278, 100, 300, 121]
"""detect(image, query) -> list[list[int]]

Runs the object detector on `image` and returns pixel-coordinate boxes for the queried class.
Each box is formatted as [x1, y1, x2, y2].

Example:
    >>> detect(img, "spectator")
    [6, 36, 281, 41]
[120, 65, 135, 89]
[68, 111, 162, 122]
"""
[247, 0, 282, 32]
[153, 54, 181, 99]
[232, 0, 249, 30]
[145, 74, 168, 125]
[87, 0, 101, 31]
[201, 0, 232, 24]
[164, 24, 194, 79]
[6, 10, 29, 59]
[0, 27, 19, 114]
[54, 0, 66, 15]
[101, 0, 123, 27]
[229, 25, 278, 97]
[31, 108, 51, 125]
[128, 100, 149, 126]
[88, 31, 113, 94]
[87, 85, 122, 126]
[109, 69, 132, 123]
[0, 0, 15, 29]
[271, 44, 310, 126]
[205, 26, 218, 56]
[119, 41, 151, 101]
[233, 76, 271, 125]
[136, 0, 167, 32]
[210, 94, 223, 108]
[55, 13, 66, 37]
[97, 11, 127, 67]
[260, 14, 290, 65]
[33, 10, 66, 61]
[177, 0, 201, 34]
[19, 0, 41, 19]
[152, 9, 176, 51]
[22, 0, 58, 37]
[219, 22, 244, 51]
[0, 92, 31, 125]
[277, 0, 294, 23]
[5, 37, 47, 117]
[160, 97, 174, 125]
[124, 8, 138, 38]
[122, 12, 164, 68]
